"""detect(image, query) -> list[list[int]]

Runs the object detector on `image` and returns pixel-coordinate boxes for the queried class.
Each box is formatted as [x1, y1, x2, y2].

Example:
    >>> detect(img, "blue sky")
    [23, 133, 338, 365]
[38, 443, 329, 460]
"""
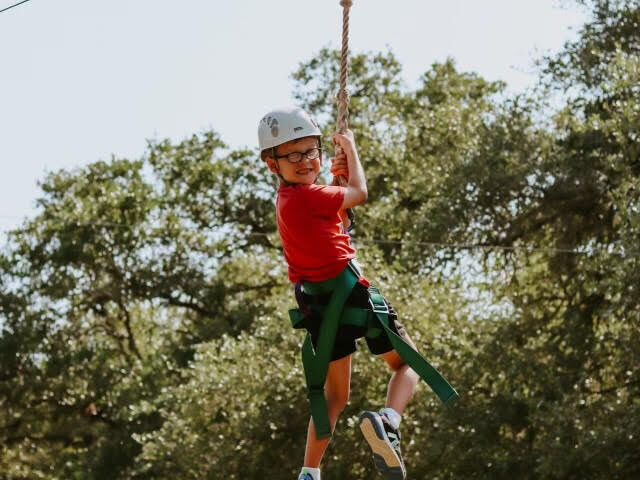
[0, 0, 588, 240]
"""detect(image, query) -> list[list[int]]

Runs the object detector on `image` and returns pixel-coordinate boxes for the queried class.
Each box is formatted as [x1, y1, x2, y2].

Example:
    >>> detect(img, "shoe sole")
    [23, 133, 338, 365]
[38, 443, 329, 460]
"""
[359, 412, 406, 480]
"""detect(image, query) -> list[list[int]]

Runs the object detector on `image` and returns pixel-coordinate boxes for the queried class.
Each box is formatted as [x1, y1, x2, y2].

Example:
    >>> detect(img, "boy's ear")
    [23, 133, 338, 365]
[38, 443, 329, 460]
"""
[264, 156, 279, 174]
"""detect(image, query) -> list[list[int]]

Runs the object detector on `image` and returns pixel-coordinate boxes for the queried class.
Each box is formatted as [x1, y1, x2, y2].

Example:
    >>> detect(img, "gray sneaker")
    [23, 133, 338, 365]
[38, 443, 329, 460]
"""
[359, 410, 407, 480]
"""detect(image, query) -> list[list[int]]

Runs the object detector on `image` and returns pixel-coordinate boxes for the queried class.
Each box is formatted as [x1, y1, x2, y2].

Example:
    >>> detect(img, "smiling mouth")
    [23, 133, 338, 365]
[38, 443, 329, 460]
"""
[296, 169, 313, 175]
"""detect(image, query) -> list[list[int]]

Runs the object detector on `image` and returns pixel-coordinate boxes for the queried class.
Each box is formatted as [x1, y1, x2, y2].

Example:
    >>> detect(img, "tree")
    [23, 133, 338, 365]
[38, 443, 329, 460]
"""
[1, 1, 638, 478]
[0, 135, 285, 478]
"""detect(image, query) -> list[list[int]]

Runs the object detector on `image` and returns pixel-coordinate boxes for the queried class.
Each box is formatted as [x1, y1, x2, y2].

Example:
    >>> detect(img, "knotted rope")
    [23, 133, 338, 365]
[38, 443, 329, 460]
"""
[334, 0, 352, 191]
[337, 0, 352, 135]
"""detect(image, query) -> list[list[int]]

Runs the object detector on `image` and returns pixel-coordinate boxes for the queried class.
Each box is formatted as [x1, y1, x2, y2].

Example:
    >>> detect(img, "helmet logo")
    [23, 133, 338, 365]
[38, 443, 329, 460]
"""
[261, 116, 280, 138]
[294, 126, 303, 132]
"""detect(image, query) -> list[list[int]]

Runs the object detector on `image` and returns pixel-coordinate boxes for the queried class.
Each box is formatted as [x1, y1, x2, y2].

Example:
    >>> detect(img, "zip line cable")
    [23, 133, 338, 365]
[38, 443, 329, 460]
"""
[1, 216, 637, 258]
[0, 0, 32, 14]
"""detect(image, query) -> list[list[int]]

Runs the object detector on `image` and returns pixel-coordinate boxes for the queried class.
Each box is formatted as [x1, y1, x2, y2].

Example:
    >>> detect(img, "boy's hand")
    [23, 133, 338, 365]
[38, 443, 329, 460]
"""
[330, 153, 349, 181]
[332, 129, 356, 154]
[332, 129, 356, 186]
[333, 128, 367, 209]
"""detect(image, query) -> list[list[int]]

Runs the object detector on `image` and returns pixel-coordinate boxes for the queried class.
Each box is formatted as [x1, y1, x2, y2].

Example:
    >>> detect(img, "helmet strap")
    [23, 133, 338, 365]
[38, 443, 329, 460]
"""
[273, 157, 298, 187]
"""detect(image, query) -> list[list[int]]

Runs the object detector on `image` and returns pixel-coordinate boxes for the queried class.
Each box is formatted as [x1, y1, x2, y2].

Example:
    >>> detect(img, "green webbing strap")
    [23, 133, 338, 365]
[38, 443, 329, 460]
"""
[300, 267, 358, 439]
[294, 263, 459, 440]
[367, 287, 459, 407]
[290, 306, 382, 337]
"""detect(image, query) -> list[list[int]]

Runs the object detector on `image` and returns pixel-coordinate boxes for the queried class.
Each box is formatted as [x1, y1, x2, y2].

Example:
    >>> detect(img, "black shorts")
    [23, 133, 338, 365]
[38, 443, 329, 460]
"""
[303, 282, 409, 362]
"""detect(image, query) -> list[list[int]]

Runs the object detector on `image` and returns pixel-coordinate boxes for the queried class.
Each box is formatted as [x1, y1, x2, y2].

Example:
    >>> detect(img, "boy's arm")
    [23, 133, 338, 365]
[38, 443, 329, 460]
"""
[333, 130, 367, 209]
[330, 155, 352, 230]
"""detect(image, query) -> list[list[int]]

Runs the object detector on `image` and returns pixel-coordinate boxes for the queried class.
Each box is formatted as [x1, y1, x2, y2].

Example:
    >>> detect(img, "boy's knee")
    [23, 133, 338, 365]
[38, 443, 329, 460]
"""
[381, 349, 407, 371]
[328, 403, 347, 422]
[327, 390, 350, 413]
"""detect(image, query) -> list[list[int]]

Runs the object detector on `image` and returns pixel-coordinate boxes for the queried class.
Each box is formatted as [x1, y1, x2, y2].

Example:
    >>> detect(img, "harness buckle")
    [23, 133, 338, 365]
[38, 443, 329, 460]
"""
[368, 296, 390, 316]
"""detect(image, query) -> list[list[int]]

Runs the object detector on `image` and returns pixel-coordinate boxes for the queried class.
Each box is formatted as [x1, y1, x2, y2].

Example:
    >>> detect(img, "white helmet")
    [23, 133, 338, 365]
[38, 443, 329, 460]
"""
[258, 107, 322, 152]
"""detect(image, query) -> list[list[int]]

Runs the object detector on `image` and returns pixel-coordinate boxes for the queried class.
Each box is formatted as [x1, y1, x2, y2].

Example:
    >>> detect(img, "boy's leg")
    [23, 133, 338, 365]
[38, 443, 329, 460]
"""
[379, 334, 419, 414]
[303, 354, 352, 468]
[359, 335, 419, 480]
[362, 301, 419, 414]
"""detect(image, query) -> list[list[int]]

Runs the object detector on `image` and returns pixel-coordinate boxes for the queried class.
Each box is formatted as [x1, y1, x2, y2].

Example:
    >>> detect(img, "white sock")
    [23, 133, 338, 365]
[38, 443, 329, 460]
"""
[299, 467, 321, 480]
[381, 407, 402, 430]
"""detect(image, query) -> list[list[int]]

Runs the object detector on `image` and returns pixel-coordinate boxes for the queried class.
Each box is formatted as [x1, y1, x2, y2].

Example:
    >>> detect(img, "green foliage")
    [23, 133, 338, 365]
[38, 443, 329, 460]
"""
[0, 134, 285, 478]
[131, 246, 474, 480]
[1, 0, 639, 478]
[544, 0, 640, 92]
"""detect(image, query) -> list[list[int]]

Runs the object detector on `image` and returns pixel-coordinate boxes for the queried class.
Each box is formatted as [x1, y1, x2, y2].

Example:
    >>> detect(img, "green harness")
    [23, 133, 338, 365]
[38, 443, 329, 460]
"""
[289, 261, 459, 439]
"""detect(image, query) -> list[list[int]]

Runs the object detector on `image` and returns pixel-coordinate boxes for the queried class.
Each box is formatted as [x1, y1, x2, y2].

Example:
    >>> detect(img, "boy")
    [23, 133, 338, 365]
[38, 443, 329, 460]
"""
[258, 107, 420, 480]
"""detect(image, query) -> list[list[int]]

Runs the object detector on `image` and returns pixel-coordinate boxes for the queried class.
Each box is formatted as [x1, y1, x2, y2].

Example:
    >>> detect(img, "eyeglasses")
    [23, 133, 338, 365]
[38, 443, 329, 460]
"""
[273, 147, 322, 163]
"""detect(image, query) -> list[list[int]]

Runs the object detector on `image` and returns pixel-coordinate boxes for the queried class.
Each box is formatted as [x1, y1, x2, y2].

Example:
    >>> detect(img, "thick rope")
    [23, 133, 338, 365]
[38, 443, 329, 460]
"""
[337, 0, 352, 134]
[335, 0, 352, 190]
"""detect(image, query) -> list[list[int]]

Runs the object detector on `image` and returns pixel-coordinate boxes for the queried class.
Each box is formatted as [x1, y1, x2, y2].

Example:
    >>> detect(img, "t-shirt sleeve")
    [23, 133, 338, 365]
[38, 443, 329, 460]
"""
[306, 184, 345, 217]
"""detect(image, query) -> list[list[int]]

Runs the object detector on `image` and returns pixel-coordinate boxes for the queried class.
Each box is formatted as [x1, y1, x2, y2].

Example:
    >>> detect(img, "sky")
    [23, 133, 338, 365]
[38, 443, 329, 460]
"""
[0, 0, 589, 241]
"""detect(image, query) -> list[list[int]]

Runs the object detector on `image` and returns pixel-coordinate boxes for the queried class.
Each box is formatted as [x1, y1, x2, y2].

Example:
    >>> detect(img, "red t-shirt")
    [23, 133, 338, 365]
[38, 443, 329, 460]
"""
[276, 184, 356, 283]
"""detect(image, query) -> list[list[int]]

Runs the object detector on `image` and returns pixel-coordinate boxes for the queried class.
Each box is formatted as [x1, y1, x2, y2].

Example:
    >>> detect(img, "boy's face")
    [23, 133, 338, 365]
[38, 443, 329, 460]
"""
[265, 136, 321, 185]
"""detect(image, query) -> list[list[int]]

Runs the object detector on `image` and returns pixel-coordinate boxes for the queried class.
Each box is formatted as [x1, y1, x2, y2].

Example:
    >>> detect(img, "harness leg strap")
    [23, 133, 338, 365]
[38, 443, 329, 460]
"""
[368, 288, 459, 406]
[300, 268, 358, 439]
[377, 314, 458, 405]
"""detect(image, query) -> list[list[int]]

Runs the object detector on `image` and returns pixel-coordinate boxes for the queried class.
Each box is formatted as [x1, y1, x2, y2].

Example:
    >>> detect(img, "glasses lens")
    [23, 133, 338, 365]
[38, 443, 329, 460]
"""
[306, 148, 320, 160]
[286, 152, 303, 163]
